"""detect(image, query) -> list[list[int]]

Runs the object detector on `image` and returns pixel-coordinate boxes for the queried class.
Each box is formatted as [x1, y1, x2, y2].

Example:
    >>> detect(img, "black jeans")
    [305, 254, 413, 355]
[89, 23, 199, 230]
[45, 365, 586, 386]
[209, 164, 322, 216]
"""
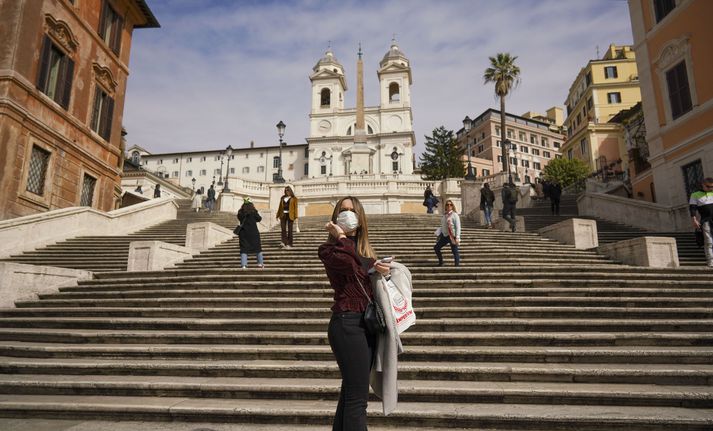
[280, 216, 293, 246]
[551, 197, 561, 215]
[503, 204, 517, 231]
[328, 312, 376, 431]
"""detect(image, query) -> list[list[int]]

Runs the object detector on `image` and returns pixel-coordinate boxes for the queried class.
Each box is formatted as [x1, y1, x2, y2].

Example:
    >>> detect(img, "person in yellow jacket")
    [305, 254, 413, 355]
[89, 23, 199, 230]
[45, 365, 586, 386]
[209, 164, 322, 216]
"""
[276, 186, 298, 248]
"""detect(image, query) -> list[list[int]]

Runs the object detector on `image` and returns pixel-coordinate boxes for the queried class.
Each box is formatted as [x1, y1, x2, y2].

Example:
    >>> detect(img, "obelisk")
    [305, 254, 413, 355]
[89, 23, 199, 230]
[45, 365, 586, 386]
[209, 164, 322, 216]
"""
[354, 43, 367, 146]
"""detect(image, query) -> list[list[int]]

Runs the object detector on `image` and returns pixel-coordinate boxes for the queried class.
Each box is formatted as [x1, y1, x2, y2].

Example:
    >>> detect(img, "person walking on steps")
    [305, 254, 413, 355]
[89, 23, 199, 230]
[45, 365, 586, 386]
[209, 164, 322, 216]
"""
[276, 186, 298, 248]
[424, 185, 436, 214]
[434, 199, 461, 266]
[501, 181, 518, 232]
[550, 182, 562, 216]
[480, 183, 495, 228]
[318, 196, 392, 430]
[153, 183, 161, 198]
[237, 198, 264, 269]
[690, 177, 713, 268]
[206, 185, 216, 213]
[191, 189, 202, 212]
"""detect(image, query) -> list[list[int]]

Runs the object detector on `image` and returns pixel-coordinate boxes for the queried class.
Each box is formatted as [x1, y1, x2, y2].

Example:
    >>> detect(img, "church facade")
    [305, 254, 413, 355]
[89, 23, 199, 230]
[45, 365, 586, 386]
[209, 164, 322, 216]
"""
[306, 41, 416, 178]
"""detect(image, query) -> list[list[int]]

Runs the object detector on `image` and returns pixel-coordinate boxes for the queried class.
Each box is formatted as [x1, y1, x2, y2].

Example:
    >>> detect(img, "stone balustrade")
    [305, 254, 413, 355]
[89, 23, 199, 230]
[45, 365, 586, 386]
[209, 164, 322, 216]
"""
[578, 191, 690, 232]
[0, 198, 179, 259]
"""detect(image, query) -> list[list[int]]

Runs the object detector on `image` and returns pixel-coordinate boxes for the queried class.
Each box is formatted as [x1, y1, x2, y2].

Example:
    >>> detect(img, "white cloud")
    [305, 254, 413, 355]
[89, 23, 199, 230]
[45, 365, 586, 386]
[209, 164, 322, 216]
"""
[123, 0, 633, 156]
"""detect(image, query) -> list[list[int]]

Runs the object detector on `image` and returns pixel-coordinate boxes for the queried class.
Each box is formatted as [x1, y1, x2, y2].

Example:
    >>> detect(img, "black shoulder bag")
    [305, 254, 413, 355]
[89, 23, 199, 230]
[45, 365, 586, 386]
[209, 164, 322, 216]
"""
[356, 275, 386, 335]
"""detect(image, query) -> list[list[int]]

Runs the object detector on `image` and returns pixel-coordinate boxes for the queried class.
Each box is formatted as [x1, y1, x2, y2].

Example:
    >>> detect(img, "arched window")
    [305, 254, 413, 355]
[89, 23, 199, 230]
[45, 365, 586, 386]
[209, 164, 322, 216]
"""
[131, 151, 140, 165]
[389, 82, 400, 102]
[320, 88, 331, 107]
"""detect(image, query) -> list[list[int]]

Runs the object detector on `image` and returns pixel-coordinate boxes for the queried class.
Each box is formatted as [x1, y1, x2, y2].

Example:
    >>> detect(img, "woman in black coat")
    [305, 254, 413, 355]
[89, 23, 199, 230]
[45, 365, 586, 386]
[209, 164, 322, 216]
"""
[237, 200, 263, 268]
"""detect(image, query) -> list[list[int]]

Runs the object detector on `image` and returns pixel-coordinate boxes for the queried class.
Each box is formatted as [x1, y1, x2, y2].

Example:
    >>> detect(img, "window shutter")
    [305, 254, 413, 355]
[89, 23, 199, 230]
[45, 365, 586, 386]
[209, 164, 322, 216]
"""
[91, 90, 102, 132]
[111, 15, 123, 55]
[36, 35, 52, 91]
[60, 58, 74, 110]
[99, 0, 108, 38]
[102, 97, 114, 141]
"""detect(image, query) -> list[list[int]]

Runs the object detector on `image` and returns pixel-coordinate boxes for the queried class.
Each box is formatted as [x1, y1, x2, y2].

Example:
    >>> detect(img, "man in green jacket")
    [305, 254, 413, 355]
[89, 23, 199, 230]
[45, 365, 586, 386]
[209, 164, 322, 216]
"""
[690, 177, 713, 268]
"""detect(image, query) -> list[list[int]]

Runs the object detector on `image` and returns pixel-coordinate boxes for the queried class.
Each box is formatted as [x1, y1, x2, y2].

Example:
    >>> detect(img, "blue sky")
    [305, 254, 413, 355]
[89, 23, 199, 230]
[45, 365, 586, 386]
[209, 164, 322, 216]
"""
[123, 0, 633, 157]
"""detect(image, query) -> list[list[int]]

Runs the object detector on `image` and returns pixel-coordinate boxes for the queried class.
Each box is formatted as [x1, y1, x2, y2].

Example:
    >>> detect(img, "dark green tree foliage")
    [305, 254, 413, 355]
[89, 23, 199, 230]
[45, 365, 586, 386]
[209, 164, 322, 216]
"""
[542, 157, 590, 188]
[419, 126, 465, 180]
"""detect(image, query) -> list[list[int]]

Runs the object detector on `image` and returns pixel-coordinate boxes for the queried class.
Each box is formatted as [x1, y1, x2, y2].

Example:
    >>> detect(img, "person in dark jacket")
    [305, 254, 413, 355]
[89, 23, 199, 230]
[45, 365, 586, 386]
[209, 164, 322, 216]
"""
[237, 199, 263, 269]
[479, 183, 495, 228]
[423, 185, 435, 214]
[153, 183, 161, 198]
[550, 182, 562, 216]
[501, 182, 518, 232]
[206, 185, 216, 213]
[318, 196, 391, 431]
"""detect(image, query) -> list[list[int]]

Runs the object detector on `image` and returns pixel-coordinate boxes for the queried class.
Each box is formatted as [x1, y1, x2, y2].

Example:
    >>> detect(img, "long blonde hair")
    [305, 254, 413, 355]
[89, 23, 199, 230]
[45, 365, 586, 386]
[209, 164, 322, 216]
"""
[329, 196, 376, 259]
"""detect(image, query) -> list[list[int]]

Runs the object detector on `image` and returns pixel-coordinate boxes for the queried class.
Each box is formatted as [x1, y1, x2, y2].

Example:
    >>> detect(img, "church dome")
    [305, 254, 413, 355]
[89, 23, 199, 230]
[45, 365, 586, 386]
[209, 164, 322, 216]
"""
[379, 39, 409, 68]
[313, 48, 344, 74]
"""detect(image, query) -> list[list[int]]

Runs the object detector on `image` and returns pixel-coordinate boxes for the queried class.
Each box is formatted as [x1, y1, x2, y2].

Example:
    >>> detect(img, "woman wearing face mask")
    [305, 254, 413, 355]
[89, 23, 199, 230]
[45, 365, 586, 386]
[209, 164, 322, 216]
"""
[434, 199, 461, 266]
[318, 196, 391, 431]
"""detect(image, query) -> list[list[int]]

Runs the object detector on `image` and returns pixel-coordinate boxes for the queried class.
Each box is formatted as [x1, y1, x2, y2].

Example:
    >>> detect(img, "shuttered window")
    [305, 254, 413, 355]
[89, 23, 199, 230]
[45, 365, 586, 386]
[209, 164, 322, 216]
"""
[36, 35, 74, 110]
[666, 61, 693, 120]
[99, 1, 124, 55]
[91, 87, 114, 141]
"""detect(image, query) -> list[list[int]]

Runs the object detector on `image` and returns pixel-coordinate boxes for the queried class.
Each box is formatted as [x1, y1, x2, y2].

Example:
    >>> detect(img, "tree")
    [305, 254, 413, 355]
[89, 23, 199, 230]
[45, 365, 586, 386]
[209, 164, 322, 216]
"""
[542, 157, 590, 188]
[419, 126, 465, 180]
[483, 53, 521, 180]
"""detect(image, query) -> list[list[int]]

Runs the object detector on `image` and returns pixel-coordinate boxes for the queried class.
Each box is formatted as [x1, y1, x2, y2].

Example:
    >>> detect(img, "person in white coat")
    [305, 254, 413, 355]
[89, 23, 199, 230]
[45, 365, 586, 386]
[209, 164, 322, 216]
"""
[433, 199, 461, 266]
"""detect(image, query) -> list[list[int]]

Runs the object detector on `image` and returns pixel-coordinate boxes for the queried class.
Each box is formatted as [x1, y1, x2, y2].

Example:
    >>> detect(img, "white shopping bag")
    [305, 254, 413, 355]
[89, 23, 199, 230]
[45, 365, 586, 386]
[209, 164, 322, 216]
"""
[384, 278, 415, 334]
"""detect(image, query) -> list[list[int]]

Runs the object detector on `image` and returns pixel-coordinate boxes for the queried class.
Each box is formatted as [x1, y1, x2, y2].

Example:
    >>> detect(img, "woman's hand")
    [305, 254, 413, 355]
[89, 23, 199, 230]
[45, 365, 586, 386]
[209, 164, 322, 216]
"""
[325, 221, 346, 239]
[374, 260, 391, 275]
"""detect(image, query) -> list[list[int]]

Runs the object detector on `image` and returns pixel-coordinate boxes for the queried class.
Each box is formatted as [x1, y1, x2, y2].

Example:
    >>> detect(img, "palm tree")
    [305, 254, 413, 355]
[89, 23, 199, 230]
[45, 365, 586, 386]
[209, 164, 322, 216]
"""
[483, 53, 521, 180]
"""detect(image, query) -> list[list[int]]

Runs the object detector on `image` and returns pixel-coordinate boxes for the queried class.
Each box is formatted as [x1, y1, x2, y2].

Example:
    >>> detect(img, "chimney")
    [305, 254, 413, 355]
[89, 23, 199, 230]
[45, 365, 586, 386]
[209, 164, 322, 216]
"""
[250, 140, 254, 148]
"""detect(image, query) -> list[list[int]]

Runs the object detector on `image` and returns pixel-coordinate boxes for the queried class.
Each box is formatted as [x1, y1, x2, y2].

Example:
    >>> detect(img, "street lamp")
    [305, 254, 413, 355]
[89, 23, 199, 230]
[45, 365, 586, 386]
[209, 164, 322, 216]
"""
[462, 116, 475, 180]
[217, 152, 224, 186]
[223, 145, 233, 192]
[275, 120, 286, 183]
[191, 177, 196, 192]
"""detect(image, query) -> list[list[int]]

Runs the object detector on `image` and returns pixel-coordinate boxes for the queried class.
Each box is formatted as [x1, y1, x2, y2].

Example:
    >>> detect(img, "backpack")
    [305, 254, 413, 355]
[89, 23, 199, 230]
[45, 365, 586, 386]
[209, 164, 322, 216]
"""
[504, 186, 518, 204]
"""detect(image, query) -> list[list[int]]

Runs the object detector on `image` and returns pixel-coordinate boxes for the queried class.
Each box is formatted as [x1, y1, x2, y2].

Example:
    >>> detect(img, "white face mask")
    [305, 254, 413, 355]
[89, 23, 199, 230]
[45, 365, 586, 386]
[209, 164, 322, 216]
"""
[336, 210, 360, 233]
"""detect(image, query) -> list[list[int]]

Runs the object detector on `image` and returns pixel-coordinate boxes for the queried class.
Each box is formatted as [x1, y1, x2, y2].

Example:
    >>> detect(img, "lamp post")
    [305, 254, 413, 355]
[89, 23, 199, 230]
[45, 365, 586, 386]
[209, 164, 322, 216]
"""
[217, 152, 224, 186]
[223, 145, 233, 193]
[191, 177, 196, 192]
[275, 120, 286, 183]
[462, 116, 475, 180]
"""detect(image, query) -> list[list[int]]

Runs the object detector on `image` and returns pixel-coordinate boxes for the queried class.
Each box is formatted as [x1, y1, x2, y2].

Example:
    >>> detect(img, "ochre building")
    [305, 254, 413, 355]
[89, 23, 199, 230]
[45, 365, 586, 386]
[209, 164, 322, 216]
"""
[627, 0, 713, 205]
[0, 0, 158, 221]
[561, 44, 641, 176]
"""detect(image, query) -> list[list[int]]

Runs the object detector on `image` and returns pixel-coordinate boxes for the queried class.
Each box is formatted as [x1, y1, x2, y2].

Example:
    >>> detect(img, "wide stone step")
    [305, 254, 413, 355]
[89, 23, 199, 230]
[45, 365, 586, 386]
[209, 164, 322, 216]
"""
[65, 279, 713, 294]
[3, 358, 711, 385]
[0, 395, 711, 430]
[39, 286, 713, 300]
[4, 305, 713, 319]
[0, 342, 711, 364]
[2, 316, 713, 333]
[0, 375, 710, 408]
[15, 296, 713, 309]
[0, 328, 709, 347]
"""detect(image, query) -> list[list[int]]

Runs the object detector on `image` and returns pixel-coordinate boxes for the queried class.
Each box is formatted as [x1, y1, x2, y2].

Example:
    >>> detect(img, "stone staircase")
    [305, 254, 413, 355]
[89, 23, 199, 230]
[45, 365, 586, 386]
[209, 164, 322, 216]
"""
[0, 214, 712, 429]
[519, 194, 707, 266]
[0, 200, 238, 272]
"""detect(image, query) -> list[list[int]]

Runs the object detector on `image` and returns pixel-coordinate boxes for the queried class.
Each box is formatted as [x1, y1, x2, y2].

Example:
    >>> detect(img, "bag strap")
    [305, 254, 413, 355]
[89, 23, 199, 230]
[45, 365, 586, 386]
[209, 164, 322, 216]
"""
[354, 274, 373, 304]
